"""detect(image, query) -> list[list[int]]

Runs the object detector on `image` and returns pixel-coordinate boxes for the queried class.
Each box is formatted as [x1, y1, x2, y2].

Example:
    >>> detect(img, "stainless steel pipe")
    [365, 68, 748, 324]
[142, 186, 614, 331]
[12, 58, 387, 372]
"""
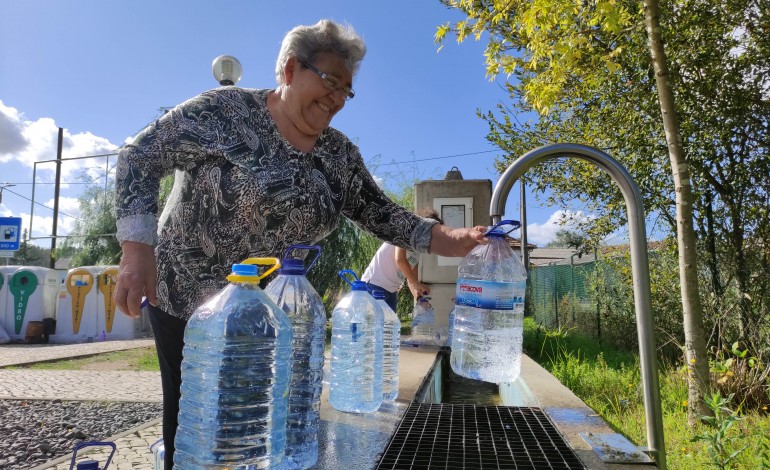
[490, 143, 666, 470]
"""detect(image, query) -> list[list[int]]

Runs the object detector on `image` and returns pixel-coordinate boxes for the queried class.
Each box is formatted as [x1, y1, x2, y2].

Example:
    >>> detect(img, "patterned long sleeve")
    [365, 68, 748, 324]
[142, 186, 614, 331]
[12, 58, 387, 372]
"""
[340, 144, 437, 253]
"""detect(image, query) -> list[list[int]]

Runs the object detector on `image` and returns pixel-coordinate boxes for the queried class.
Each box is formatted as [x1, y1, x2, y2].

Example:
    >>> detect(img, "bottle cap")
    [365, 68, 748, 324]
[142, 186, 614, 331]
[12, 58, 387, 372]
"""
[351, 280, 368, 291]
[485, 219, 521, 238]
[372, 290, 385, 299]
[227, 257, 280, 283]
[278, 258, 305, 274]
[231, 264, 258, 276]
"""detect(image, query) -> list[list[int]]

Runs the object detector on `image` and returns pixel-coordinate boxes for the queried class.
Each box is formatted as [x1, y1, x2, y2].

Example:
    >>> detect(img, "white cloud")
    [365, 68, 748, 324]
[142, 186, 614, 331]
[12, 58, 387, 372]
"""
[0, 99, 118, 185]
[1, 195, 81, 248]
[372, 175, 385, 189]
[525, 210, 593, 246]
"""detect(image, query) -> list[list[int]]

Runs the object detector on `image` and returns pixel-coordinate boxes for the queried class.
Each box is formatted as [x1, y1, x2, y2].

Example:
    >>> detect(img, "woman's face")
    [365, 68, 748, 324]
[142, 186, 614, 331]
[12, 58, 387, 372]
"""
[286, 52, 353, 136]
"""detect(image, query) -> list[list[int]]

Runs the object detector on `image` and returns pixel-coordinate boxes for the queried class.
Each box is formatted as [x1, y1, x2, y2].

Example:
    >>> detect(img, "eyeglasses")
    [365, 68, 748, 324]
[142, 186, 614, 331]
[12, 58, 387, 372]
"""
[300, 61, 355, 101]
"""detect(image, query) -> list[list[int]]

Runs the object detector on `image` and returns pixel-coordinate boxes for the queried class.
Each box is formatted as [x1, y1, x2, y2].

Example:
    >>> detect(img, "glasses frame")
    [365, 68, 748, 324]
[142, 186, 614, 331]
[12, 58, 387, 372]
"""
[299, 60, 355, 101]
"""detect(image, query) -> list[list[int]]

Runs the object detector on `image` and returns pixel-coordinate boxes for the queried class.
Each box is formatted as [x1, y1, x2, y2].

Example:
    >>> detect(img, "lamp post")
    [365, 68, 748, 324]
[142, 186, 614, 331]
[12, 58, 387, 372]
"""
[0, 183, 15, 205]
[211, 55, 243, 86]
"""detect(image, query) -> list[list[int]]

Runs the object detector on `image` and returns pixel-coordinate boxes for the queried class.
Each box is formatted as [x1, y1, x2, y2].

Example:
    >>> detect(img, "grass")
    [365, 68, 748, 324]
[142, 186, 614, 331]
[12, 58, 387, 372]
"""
[9, 347, 160, 372]
[523, 317, 770, 469]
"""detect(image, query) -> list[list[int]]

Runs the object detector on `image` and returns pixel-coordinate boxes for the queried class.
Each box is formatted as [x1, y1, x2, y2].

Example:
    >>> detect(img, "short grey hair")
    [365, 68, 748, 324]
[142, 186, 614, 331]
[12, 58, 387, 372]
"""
[275, 19, 366, 85]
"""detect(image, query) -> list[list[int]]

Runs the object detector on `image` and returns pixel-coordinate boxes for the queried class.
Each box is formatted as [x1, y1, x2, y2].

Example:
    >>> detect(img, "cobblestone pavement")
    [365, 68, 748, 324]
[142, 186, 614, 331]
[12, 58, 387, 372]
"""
[1, 339, 163, 469]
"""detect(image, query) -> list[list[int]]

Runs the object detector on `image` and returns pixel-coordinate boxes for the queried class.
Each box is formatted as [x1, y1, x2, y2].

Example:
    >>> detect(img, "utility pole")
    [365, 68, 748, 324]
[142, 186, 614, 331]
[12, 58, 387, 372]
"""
[50, 127, 63, 269]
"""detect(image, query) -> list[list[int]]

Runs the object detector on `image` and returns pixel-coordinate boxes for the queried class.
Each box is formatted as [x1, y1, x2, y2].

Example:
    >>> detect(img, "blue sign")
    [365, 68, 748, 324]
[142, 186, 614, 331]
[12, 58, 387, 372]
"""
[0, 217, 22, 251]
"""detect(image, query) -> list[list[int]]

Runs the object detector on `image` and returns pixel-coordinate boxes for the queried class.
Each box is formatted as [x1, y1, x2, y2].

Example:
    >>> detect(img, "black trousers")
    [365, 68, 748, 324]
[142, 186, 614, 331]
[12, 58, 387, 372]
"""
[146, 303, 187, 470]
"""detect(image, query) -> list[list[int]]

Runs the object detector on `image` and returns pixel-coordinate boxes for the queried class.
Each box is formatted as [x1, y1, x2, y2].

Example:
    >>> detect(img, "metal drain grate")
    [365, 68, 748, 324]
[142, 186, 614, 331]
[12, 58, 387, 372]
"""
[376, 404, 586, 469]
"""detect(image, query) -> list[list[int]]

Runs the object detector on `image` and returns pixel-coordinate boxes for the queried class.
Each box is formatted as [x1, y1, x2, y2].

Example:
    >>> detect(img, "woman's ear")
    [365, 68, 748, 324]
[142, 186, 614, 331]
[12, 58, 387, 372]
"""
[284, 57, 298, 85]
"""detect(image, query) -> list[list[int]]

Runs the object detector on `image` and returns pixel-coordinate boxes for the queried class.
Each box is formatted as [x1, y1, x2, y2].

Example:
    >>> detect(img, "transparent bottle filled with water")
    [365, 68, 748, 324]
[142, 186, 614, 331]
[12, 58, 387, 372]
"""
[265, 245, 325, 469]
[450, 220, 527, 384]
[371, 290, 400, 402]
[409, 296, 443, 346]
[447, 304, 456, 348]
[329, 270, 383, 413]
[175, 258, 292, 469]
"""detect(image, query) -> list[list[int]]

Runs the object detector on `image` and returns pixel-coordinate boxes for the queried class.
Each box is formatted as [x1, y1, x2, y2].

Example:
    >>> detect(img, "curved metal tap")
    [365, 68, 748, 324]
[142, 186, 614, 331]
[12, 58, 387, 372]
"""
[490, 143, 666, 470]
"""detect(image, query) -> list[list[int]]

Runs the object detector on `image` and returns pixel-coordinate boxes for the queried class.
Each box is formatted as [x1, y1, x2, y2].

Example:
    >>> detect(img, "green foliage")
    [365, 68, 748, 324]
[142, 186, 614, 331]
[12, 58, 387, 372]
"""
[438, 0, 770, 354]
[308, 217, 381, 313]
[692, 392, 748, 469]
[10, 229, 50, 266]
[524, 318, 770, 468]
[56, 169, 121, 267]
[544, 229, 588, 252]
[307, 176, 418, 314]
[709, 342, 770, 410]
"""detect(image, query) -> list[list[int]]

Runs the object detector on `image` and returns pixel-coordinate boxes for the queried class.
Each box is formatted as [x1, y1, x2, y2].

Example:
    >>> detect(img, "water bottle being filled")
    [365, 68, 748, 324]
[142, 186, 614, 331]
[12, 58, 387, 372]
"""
[451, 220, 527, 384]
[175, 258, 292, 469]
[409, 296, 442, 346]
[329, 270, 383, 413]
[371, 290, 400, 402]
[265, 245, 325, 469]
[447, 303, 456, 348]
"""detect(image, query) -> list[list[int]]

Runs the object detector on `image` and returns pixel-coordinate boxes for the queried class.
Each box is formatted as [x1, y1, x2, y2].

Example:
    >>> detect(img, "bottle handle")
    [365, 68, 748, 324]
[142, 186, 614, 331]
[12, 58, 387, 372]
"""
[69, 441, 117, 470]
[228, 257, 281, 282]
[338, 269, 360, 287]
[484, 219, 521, 237]
[283, 244, 322, 273]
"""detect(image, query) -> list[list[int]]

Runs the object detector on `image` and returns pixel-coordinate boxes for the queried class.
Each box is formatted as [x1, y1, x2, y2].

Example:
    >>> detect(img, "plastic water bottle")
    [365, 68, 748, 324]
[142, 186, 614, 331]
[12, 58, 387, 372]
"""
[265, 245, 325, 469]
[451, 220, 527, 384]
[410, 296, 442, 345]
[371, 290, 400, 402]
[175, 258, 292, 469]
[329, 270, 383, 413]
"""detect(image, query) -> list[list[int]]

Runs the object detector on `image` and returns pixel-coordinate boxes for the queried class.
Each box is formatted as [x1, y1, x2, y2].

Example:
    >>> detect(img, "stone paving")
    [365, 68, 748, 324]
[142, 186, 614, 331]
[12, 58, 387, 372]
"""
[1, 339, 163, 470]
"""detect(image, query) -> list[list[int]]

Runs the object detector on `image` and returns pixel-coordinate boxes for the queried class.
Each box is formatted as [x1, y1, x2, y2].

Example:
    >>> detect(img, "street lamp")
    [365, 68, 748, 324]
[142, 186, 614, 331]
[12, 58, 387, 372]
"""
[0, 183, 15, 204]
[212, 55, 243, 86]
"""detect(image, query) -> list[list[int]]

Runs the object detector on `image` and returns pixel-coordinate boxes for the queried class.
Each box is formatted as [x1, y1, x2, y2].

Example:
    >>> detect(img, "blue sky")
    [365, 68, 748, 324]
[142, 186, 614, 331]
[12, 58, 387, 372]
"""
[0, 0, 585, 249]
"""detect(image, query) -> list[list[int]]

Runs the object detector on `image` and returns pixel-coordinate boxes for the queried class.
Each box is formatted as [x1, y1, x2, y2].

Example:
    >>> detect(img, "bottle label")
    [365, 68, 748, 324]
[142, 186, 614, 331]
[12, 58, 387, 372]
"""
[455, 279, 525, 310]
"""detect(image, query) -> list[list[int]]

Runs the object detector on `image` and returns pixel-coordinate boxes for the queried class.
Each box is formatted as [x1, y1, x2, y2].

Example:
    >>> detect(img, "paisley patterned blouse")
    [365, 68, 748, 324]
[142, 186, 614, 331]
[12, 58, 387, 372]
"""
[115, 87, 436, 320]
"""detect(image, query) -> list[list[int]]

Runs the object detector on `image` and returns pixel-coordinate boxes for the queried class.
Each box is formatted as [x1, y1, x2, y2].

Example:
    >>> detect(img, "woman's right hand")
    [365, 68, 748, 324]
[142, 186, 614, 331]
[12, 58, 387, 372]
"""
[114, 241, 157, 319]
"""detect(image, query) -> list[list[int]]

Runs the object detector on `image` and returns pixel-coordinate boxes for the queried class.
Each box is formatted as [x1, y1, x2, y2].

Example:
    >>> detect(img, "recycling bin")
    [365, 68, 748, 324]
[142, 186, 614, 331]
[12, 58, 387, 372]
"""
[51, 266, 101, 343]
[4, 267, 59, 342]
[0, 266, 19, 340]
[95, 266, 141, 340]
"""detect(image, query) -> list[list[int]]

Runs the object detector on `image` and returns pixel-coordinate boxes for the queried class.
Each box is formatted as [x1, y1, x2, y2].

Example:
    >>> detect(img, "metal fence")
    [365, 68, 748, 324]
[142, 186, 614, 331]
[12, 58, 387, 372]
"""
[529, 255, 599, 333]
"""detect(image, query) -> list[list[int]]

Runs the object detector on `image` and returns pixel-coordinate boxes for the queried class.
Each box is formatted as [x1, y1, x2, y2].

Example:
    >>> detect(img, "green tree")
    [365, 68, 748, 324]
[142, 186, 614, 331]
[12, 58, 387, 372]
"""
[56, 170, 121, 267]
[546, 229, 588, 253]
[436, 0, 769, 422]
[10, 229, 49, 266]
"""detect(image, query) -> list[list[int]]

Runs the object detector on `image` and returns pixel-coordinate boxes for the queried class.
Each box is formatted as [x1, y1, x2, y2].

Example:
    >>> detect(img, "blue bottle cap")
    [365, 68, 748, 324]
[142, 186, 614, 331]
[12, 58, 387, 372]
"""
[351, 280, 368, 291]
[278, 258, 305, 274]
[486, 228, 507, 238]
[372, 290, 385, 299]
[231, 264, 258, 276]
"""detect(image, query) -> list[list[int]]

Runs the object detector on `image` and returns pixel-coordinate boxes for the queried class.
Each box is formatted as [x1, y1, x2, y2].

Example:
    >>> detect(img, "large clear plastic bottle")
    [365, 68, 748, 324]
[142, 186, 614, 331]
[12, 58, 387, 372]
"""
[265, 245, 325, 469]
[409, 296, 442, 346]
[451, 220, 527, 384]
[329, 270, 383, 413]
[371, 290, 400, 402]
[447, 305, 456, 348]
[175, 258, 292, 469]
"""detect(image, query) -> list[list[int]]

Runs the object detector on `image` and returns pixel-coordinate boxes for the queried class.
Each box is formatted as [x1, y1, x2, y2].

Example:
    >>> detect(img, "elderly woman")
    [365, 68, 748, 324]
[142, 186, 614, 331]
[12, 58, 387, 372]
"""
[114, 19, 484, 469]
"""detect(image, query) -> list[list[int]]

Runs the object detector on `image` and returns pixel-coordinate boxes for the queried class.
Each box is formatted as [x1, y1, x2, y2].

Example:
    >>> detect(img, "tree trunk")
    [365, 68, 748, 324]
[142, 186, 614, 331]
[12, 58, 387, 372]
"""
[643, 0, 711, 424]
